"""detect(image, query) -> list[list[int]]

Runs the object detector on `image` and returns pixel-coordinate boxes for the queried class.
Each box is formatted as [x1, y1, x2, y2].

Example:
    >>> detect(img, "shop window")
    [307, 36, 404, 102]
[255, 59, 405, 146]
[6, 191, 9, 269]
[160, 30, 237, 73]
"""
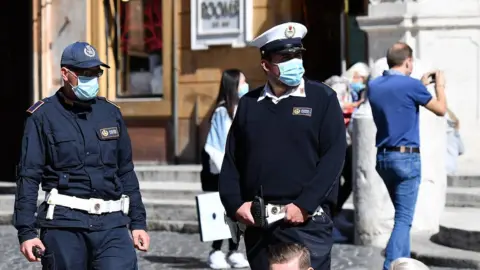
[117, 0, 163, 98]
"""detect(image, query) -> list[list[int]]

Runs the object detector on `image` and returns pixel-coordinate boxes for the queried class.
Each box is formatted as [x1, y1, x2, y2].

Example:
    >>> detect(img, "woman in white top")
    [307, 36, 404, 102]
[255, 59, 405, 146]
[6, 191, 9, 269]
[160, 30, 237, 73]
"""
[201, 69, 250, 269]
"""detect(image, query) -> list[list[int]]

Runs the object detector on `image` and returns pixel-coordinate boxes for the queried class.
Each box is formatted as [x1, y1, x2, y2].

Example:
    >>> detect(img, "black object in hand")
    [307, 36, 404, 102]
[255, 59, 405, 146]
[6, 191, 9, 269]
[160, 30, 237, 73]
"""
[32, 246, 44, 259]
[429, 73, 436, 82]
[250, 196, 268, 228]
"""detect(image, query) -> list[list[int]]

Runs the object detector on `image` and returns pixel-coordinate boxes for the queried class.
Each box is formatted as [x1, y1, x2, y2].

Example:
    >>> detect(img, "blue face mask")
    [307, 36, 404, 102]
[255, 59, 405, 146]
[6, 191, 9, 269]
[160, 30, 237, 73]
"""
[275, 58, 305, 86]
[238, 83, 249, 98]
[350, 82, 365, 93]
[71, 76, 100, 101]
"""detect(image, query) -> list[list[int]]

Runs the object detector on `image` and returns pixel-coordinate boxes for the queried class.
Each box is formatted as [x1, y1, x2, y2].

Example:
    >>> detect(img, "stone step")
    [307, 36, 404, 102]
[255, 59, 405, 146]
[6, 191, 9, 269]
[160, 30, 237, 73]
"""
[0, 182, 16, 194]
[0, 195, 200, 231]
[446, 187, 480, 208]
[0, 195, 199, 221]
[448, 175, 480, 188]
[0, 211, 199, 233]
[434, 207, 480, 253]
[0, 179, 204, 202]
[139, 181, 204, 200]
[411, 233, 480, 269]
[143, 198, 198, 221]
[135, 165, 201, 183]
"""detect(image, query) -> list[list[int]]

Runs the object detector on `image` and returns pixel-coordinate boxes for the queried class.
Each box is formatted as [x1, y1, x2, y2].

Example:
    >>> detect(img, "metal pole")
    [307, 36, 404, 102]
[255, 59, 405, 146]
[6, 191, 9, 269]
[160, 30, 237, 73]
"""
[103, 0, 110, 92]
[172, 0, 179, 163]
[115, 0, 121, 96]
[29, 0, 34, 104]
[340, 0, 349, 73]
[340, 13, 346, 74]
[36, 0, 43, 100]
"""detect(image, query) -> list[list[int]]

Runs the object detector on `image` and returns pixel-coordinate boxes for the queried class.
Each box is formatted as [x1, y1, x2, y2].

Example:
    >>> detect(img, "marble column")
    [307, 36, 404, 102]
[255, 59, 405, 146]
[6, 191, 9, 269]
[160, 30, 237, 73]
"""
[352, 0, 455, 247]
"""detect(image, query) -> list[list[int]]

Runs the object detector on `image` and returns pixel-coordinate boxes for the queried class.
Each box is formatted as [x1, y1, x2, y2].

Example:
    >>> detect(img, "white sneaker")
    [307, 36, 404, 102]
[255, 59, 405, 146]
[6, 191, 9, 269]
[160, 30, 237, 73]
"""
[227, 252, 250, 269]
[208, 250, 231, 269]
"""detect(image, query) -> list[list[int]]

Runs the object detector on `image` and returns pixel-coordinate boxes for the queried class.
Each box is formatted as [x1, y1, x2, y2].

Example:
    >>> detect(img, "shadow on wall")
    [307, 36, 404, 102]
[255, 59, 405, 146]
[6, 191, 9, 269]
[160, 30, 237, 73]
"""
[176, 93, 214, 164]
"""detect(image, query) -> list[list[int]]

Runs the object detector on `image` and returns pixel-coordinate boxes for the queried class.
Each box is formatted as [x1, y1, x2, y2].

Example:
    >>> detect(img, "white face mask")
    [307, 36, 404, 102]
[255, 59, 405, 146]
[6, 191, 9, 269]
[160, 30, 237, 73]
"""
[238, 83, 249, 98]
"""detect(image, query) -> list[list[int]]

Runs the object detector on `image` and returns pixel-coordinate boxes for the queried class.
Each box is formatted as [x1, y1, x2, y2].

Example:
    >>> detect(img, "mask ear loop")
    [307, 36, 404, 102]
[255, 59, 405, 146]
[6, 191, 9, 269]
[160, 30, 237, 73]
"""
[66, 69, 80, 89]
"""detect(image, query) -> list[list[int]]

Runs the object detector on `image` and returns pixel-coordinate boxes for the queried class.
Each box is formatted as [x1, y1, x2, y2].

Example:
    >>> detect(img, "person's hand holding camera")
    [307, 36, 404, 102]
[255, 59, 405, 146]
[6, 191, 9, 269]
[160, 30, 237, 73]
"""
[421, 71, 435, 86]
[434, 70, 445, 87]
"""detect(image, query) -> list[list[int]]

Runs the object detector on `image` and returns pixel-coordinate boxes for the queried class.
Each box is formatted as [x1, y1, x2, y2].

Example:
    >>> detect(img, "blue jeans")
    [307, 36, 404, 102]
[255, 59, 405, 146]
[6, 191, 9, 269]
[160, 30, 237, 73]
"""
[375, 151, 421, 270]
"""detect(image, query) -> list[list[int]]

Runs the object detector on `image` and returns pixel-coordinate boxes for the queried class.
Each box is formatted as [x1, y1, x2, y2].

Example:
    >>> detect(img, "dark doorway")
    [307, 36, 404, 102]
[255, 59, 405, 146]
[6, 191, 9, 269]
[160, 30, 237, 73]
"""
[0, 1, 33, 181]
[293, 0, 344, 82]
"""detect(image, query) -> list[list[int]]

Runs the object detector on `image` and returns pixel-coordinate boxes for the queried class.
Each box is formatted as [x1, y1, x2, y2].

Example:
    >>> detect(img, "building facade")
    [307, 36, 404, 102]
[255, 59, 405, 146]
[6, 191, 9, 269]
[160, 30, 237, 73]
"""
[28, 0, 366, 165]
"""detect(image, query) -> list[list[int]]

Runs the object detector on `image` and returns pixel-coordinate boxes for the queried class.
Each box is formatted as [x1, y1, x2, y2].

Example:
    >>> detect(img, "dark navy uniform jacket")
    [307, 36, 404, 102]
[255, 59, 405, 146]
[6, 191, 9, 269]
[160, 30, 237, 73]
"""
[219, 79, 346, 218]
[14, 89, 147, 244]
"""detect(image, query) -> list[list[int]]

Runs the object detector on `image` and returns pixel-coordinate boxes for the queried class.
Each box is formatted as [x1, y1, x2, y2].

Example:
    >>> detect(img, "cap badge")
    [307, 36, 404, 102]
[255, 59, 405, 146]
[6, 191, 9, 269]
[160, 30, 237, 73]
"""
[285, 25, 296, 38]
[84, 45, 96, 57]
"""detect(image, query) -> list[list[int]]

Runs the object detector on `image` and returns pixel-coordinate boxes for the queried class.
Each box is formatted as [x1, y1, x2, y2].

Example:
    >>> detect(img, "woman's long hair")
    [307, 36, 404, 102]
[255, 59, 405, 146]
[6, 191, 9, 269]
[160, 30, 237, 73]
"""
[213, 69, 242, 120]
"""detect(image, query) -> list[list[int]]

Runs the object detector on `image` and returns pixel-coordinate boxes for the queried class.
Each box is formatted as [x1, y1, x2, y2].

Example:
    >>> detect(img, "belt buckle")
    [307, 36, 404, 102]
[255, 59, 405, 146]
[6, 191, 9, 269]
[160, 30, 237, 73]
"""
[89, 198, 103, 214]
[268, 205, 283, 216]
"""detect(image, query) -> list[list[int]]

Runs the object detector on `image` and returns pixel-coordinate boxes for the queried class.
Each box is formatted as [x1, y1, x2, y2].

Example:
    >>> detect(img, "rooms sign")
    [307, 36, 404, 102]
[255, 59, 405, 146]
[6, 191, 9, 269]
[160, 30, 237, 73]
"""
[191, 0, 253, 50]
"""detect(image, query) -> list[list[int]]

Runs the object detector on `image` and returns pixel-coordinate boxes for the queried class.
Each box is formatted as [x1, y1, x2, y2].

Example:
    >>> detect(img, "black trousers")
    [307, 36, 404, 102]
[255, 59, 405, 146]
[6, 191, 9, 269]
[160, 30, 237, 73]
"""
[337, 144, 353, 212]
[40, 226, 137, 270]
[244, 214, 333, 270]
[212, 238, 239, 251]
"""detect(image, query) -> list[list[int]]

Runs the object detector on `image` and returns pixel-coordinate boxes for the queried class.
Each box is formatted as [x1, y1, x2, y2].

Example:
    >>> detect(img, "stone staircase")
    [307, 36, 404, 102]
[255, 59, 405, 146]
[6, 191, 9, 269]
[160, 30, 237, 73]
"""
[0, 165, 205, 233]
[136, 164, 202, 232]
[1, 168, 480, 267]
[411, 175, 480, 269]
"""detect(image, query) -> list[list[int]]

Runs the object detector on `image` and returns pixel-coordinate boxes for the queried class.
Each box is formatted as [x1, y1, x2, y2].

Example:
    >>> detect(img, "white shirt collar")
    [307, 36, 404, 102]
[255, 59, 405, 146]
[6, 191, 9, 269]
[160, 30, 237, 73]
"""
[257, 79, 306, 104]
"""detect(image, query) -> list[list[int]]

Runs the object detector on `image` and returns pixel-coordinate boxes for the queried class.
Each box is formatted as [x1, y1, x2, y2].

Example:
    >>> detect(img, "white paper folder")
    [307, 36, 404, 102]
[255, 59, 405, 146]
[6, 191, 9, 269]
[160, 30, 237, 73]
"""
[195, 192, 233, 242]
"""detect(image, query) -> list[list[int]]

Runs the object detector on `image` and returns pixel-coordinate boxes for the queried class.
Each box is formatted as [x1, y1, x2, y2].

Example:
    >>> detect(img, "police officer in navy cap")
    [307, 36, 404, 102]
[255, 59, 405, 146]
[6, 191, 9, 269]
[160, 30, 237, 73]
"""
[14, 41, 149, 269]
[219, 23, 347, 270]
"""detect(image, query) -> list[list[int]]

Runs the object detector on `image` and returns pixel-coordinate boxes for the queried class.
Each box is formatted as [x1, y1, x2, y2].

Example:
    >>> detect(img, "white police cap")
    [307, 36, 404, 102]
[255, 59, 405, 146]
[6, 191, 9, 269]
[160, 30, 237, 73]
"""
[249, 22, 308, 56]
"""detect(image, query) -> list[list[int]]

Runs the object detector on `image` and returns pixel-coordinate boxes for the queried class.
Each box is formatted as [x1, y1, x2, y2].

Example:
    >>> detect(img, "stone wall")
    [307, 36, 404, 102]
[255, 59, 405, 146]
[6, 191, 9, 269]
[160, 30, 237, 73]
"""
[362, 0, 480, 176]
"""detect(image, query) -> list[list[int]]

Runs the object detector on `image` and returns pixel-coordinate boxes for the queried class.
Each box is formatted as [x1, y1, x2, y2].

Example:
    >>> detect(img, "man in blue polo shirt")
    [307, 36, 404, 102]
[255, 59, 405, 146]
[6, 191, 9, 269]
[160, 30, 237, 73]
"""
[368, 42, 447, 270]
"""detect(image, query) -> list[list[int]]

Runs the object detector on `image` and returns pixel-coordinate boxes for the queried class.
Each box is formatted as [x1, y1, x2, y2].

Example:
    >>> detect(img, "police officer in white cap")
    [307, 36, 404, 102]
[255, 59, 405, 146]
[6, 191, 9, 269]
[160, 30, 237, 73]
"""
[219, 22, 346, 270]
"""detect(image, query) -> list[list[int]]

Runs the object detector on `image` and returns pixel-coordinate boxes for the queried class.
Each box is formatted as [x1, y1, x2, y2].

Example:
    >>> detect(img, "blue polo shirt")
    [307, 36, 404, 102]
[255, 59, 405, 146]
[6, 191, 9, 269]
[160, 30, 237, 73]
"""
[368, 70, 432, 147]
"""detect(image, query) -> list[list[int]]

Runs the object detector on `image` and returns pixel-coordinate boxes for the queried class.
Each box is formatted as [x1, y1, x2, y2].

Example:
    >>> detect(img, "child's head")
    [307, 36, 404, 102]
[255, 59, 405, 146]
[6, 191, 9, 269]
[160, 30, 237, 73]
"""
[268, 243, 313, 270]
[389, 258, 429, 270]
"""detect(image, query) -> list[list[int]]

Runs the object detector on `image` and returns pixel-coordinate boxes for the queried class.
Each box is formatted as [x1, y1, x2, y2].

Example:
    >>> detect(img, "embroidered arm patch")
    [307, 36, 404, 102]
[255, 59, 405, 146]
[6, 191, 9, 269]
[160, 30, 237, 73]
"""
[26, 100, 45, 114]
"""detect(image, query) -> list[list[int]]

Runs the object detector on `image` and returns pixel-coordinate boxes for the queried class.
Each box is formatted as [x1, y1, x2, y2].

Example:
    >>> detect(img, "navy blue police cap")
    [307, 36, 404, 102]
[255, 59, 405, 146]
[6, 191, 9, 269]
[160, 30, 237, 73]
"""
[61, 42, 110, 69]
[249, 22, 307, 56]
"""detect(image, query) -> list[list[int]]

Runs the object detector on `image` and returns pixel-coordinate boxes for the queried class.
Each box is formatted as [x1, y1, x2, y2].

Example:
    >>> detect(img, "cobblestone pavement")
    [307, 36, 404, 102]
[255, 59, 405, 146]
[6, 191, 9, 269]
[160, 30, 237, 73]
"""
[0, 226, 469, 270]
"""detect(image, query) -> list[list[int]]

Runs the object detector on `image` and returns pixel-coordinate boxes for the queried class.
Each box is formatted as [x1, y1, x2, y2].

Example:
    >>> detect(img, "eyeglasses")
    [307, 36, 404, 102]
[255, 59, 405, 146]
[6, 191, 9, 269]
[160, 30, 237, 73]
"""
[273, 52, 303, 64]
[67, 67, 104, 77]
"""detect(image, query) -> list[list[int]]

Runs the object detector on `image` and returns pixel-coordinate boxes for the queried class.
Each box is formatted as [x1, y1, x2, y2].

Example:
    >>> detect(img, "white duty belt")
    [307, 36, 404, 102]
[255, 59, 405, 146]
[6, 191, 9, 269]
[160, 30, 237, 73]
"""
[45, 188, 130, 220]
[265, 204, 325, 225]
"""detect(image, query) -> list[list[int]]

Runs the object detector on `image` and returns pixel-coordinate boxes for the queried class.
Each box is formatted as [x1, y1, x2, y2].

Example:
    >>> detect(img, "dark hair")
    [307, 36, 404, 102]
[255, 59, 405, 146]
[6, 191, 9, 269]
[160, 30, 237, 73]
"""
[386, 42, 413, 68]
[214, 69, 242, 120]
[268, 243, 311, 269]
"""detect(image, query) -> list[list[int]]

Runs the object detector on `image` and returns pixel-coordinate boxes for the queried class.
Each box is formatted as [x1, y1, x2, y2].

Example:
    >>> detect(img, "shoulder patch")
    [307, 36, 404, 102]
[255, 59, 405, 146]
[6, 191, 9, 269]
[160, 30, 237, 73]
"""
[26, 100, 45, 114]
[105, 98, 120, 109]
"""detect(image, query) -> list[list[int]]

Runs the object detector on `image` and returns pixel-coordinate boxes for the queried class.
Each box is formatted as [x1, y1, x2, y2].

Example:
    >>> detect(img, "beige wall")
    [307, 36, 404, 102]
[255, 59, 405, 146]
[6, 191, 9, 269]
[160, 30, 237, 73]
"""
[34, 0, 88, 99]
[33, 0, 296, 162]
